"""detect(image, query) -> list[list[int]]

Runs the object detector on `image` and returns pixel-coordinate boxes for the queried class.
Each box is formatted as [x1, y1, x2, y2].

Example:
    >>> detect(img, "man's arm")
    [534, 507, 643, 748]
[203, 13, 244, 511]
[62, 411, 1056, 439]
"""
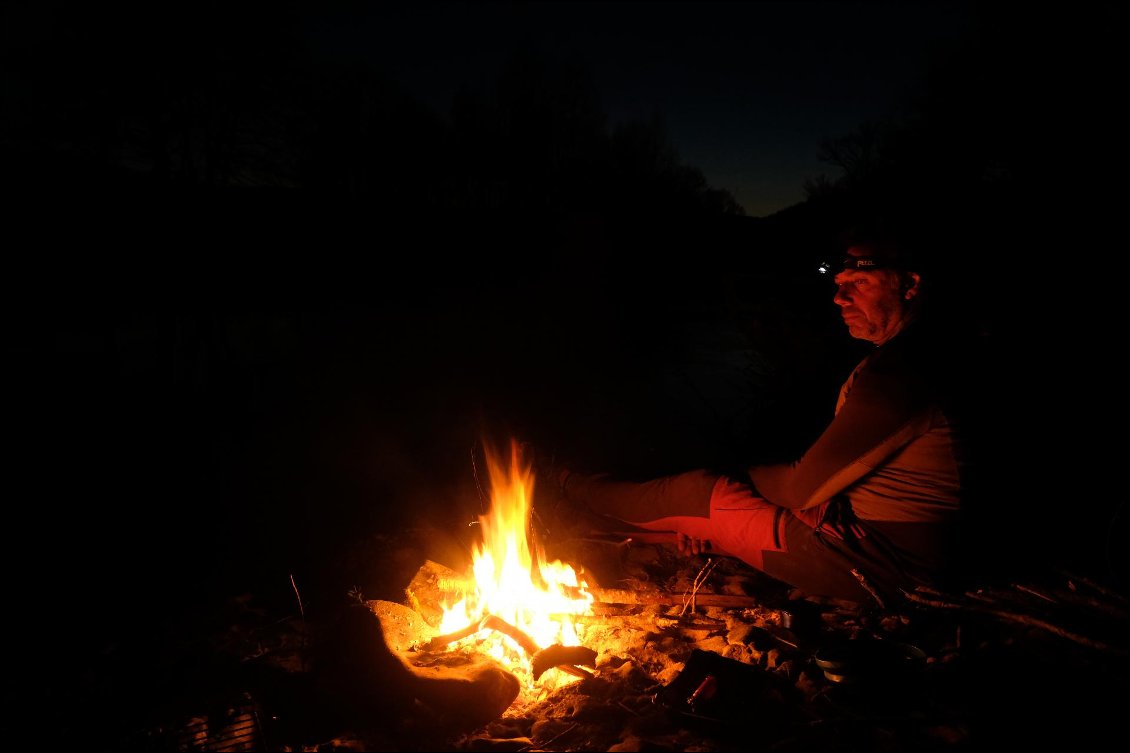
[748, 355, 934, 509]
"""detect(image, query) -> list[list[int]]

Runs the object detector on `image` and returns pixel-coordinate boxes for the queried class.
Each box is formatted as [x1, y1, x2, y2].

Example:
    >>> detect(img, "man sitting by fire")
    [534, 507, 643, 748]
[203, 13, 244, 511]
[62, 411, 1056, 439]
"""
[539, 222, 994, 606]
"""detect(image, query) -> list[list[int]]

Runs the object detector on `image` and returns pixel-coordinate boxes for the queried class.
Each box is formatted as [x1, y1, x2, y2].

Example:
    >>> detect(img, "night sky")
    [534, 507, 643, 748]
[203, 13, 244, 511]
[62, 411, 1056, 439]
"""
[301, 1, 981, 217]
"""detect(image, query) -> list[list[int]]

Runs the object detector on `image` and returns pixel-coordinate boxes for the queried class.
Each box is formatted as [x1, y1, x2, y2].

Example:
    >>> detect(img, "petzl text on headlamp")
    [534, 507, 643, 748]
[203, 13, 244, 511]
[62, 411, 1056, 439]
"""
[818, 256, 895, 274]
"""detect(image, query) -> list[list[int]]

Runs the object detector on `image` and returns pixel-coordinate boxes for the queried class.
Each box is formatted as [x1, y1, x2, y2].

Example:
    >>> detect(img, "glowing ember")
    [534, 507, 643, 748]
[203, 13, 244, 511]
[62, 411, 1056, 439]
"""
[440, 439, 594, 686]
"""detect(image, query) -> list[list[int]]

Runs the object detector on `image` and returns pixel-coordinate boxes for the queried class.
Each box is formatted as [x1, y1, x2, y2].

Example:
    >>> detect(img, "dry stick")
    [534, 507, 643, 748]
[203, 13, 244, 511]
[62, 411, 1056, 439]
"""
[583, 530, 738, 557]
[1060, 570, 1130, 604]
[549, 610, 646, 622]
[470, 441, 490, 521]
[1012, 583, 1058, 604]
[480, 614, 593, 679]
[850, 568, 886, 610]
[1045, 586, 1130, 621]
[424, 616, 489, 651]
[428, 613, 593, 679]
[902, 590, 1129, 656]
[480, 614, 540, 654]
[289, 574, 305, 618]
[681, 558, 719, 616]
[590, 587, 762, 609]
[289, 573, 307, 672]
[522, 721, 578, 753]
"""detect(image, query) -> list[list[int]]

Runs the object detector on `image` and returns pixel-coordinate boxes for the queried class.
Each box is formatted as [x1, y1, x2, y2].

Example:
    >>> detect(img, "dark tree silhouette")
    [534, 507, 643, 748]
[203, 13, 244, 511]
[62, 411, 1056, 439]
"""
[610, 114, 745, 218]
[441, 48, 744, 218]
[2, 4, 744, 224]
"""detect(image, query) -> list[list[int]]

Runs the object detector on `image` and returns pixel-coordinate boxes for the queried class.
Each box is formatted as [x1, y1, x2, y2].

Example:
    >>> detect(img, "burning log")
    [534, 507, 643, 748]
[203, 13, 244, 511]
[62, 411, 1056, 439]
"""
[480, 613, 540, 654]
[420, 611, 596, 680]
[476, 615, 596, 678]
[530, 645, 598, 681]
[405, 560, 476, 629]
[424, 617, 489, 651]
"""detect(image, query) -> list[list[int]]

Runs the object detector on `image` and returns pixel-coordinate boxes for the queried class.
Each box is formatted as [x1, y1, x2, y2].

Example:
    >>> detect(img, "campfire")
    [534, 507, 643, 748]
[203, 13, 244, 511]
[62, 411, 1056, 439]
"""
[426, 439, 598, 692]
[368, 437, 796, 729]
[355, 437, 816, 747]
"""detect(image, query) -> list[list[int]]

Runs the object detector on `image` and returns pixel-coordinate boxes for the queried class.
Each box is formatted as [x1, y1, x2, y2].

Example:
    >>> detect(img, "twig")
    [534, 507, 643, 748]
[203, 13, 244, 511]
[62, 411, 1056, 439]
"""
[470, 440, 489, 523]
[850, 568, 886, 610]
[479, 614, 592, 679]
[617, 700, 641, 716]
[1012, 583, 1057, 603]
[579, 530, 737, 557]
[480, 614, 540, 654]
[522, 721, 578, 752]
[681, 558, 719, 616]
[1061, 570, 1129, 604]
[550, 609, 641, 621]
[1046, 585, 1130, 621]
[424, 613, 593, 678]
[424, 616, 488, 651]
[902, 590, 1129, 655]
[290, 573, 307, 672]
[590, 587, 762, 609]
[289, 573, 305, 618]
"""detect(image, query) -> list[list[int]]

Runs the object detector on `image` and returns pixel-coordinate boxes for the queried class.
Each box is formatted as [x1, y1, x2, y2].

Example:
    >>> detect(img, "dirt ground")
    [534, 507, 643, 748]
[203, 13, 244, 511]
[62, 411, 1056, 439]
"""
[38, 511, 1128, 752]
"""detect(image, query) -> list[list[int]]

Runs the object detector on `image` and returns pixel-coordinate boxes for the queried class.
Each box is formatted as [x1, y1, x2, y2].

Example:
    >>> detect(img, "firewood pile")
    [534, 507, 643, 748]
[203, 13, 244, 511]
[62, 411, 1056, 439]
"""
[89, 525, 1128, 752]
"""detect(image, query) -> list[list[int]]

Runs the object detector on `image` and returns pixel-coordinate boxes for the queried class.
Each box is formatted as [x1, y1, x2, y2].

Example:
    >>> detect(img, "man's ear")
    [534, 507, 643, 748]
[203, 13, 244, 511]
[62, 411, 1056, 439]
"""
[903, 272, 922, 300]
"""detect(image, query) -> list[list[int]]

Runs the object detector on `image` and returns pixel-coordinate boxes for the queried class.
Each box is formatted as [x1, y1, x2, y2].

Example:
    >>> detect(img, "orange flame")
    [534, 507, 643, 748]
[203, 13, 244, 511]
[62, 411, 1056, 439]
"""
[440, 439, 593, 685]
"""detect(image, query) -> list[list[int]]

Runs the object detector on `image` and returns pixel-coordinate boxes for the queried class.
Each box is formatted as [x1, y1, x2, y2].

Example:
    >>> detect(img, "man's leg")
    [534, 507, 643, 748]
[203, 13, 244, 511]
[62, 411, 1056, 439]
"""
[760, 515, 919, 602]
[560, 470, 887, 602]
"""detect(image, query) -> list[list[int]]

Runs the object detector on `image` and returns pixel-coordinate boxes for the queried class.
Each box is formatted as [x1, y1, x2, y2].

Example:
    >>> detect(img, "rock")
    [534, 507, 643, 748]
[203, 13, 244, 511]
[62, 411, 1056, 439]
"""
[316, 603, 519, 733]
[367, 598, 435, 652]
[411, 658, 522, 728]
[403, 559, 476, 629]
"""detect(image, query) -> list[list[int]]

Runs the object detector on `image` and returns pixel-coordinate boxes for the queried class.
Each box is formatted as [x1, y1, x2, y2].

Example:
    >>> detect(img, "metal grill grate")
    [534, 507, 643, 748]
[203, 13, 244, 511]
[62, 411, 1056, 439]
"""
[126, 692, 268, 752]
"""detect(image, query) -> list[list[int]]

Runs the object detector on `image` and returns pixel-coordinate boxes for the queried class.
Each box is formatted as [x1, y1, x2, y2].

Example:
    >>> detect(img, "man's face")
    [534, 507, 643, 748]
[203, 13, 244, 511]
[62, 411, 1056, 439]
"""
[832, 246, 917, 345]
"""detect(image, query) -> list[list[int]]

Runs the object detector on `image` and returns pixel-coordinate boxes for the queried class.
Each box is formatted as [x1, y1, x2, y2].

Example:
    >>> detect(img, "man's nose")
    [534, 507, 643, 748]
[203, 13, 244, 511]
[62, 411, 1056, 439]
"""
[833, 287, 851, 305]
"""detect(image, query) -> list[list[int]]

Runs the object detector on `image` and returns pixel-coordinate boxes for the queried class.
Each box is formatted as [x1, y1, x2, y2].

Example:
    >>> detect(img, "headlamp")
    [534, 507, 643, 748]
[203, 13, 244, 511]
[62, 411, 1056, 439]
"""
[817, 256, 895, 275]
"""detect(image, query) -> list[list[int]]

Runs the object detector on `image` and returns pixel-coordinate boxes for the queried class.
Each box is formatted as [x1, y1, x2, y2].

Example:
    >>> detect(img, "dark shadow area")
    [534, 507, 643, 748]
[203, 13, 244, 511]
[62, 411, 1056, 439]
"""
[9, 174, 1125, 753]
[11, 186, 1122, 628]
[5, 4, 1126, 747]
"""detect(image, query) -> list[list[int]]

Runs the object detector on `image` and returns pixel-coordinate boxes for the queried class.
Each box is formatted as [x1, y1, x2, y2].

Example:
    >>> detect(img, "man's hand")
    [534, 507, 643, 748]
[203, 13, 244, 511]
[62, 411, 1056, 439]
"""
[676, 532, 711, 556]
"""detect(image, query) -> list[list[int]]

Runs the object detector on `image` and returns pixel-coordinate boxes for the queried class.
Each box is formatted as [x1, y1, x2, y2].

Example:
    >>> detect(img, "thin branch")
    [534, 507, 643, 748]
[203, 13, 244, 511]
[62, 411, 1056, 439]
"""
[1012, 583, 1057, 603]
[681, 558, 719, 616]
[590, 587, 762, 609]
[523, 721, 578, 752]
[902, 590, 1129, 656]
[1060, 570, 1129, 604]
[290, 574, 307, 672]
[851, 568, 886, 610]
[289, 574, 305, 618]
[424, 616, 489, 651]
[423, 612, 593, 679]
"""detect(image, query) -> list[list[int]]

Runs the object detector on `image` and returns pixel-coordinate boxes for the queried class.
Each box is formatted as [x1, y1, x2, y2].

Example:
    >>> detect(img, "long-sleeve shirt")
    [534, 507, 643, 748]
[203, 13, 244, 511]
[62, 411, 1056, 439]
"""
[747, 318, 971, 523]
